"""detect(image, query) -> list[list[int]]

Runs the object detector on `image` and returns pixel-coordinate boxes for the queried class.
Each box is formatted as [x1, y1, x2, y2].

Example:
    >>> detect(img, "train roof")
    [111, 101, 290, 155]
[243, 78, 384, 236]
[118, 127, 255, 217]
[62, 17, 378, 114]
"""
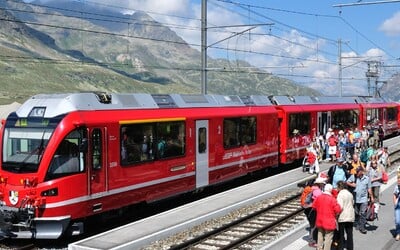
[14, 93, 397, 119]
[15, 92, 274, 118]
[268, 95, 359, 105]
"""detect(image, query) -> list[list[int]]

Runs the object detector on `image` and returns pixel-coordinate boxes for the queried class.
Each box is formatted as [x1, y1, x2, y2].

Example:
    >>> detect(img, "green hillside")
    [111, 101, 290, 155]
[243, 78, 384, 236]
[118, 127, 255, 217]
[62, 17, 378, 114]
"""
[0, 0, 320, 105]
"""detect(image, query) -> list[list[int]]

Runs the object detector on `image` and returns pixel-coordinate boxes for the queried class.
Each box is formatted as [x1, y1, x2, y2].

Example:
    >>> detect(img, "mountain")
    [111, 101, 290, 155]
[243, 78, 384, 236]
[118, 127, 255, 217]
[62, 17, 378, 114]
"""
[0, 0, 320, 105]
[380, 73, 400, 101]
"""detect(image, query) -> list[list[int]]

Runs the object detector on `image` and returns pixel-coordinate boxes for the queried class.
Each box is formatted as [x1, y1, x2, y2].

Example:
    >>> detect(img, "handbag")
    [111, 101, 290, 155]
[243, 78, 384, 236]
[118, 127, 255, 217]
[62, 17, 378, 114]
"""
[381, 171, 388, 184]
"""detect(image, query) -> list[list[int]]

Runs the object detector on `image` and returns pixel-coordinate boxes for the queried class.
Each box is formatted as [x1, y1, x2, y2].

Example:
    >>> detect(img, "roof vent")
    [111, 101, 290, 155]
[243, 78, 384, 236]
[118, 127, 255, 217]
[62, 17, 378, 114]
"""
[152, 94, 177, 108]
[95, 92, 112, 104]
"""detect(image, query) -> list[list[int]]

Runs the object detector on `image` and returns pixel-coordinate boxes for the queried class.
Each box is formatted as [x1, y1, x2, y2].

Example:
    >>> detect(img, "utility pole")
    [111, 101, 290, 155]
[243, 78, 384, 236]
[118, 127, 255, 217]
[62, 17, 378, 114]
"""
[201, 0, 207, 94]
[338, 39, 343, 97]
[200, 0, 273, 95]
[365, 61, 380, 97]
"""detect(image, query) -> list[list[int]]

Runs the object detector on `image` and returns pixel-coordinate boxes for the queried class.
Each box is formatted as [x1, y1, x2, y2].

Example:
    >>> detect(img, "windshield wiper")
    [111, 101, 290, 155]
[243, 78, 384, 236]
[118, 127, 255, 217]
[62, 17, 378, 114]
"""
[37, 131, 46, 162]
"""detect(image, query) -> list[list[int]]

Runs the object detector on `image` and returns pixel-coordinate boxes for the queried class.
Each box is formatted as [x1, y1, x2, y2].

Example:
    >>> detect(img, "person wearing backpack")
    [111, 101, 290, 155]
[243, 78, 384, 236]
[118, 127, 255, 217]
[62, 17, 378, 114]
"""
[312, 183, 342, 250]
[328, 157, 350, 189]
[301, 178, 325, 247]
[347, 167, 374, 234]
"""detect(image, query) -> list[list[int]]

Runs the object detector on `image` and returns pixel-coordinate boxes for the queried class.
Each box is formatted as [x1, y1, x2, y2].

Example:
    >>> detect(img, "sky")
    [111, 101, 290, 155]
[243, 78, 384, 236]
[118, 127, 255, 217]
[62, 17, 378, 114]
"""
[27, 0, 400, 96]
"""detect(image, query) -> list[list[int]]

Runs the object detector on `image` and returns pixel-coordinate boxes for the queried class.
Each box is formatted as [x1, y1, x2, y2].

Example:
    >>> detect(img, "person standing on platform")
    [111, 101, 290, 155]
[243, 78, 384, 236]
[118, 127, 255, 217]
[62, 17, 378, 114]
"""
[394, 172, 400, 241]
[327, 157, 350, 189]
[367, 160, 382, 216]
[378, 146, 391, 170]
[336, 181, 355, 250]
[377, 124, 384, 148]
[312, 183, 342, 250]
[325, 128, 334, 161]
[349, 153, 364, 175]
[347, 167, 374, 234]
[328, 132, 338, 162]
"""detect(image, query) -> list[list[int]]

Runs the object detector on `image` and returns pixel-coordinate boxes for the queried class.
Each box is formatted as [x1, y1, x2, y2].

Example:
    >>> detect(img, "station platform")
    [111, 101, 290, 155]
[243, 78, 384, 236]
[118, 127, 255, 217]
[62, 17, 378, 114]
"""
[68, 164, 320, 250]
[69, 155, 400, 250]
[265, 167, 400, 250]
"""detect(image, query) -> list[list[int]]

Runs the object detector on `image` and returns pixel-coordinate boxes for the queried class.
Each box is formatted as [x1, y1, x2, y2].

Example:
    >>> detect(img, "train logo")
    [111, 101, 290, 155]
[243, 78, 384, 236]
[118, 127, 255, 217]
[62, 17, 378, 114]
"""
[9, 190, 18, 205]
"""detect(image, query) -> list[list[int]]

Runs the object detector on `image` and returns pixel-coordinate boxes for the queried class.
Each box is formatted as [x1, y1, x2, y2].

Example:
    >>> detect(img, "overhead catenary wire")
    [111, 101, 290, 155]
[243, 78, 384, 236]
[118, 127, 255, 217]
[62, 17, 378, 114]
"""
[0, 0, 385, 84]
[214, 0, 396, 60]
[5, 0, 342, 67]
[0, 15, 345, 70]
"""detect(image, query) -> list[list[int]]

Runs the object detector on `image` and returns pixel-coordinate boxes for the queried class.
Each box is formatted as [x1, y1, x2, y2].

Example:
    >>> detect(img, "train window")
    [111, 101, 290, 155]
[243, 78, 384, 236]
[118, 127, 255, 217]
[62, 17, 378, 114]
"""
[156, 122, 185, 159]
[2, 128, 52, 173]
[121, 121, 185, 165]
[223, 117, 256, 149]
[121, 123, 155, 165]
[92, 129, 102, 170]
[198, 127, 207, 153]
[387, 107, 397, 121]
[367, 108, 381, 126]
[331, 110, 359, 130]
[289, 113, 310, 136]
[46, 129, 85, 180]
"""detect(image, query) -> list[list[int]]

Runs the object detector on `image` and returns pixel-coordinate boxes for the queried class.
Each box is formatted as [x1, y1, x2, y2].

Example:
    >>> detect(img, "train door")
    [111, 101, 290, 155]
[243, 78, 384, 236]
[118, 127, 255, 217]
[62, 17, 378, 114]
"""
[383, 108, 387, 128]
[317, 112, 331, 136]
[195, 120, 209, 188]
[89, 128, 107, 210]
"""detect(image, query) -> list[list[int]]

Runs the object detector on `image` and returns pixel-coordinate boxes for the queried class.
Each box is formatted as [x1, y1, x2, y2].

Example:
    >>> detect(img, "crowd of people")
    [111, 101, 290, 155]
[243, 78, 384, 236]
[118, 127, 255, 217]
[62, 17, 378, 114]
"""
[300, 125, 400, 250]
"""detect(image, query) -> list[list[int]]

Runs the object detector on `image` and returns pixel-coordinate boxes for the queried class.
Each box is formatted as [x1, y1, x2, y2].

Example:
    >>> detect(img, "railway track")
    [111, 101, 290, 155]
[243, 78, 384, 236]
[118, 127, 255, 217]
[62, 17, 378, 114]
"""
[143, 137, 400, 250]
[141, 189, 306, 250]
[168, 191, 304, 250]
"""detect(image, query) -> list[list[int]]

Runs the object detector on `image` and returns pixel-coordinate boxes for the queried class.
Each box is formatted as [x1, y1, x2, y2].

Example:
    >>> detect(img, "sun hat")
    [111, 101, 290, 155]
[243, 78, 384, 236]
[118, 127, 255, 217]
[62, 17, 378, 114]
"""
[324, 183, 333, 194]
[336, 157, 345, 163]
[314, 177, 326, 184]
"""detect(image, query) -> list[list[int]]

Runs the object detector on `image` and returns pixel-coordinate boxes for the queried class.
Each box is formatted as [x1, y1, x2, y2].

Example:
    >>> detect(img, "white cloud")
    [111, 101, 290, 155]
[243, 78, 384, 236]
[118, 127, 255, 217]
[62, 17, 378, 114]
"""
[90, 0, 190, 15]
[38, 0, 388, 96]
[380, 11, 400, 36]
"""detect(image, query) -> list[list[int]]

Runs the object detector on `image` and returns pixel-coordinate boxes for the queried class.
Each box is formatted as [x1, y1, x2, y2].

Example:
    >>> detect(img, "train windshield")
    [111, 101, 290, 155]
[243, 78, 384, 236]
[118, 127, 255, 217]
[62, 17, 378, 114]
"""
[2, 128, 53, 173]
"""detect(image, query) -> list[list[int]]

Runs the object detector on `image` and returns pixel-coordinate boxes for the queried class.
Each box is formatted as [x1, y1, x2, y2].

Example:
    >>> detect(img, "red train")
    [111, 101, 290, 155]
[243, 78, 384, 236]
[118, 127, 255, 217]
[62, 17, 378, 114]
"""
[0, 93, 398, 239]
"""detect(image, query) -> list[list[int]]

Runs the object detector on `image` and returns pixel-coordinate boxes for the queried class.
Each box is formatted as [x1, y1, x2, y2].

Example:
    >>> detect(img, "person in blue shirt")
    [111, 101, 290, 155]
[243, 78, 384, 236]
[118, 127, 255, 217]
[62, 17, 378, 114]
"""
[347, 167, 374, 234]
[327, 157, 350, 189]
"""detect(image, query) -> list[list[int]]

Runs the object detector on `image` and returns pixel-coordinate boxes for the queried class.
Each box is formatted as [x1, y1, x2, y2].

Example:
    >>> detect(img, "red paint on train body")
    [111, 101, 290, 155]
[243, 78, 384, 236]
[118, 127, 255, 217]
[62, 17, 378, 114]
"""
[0, 93, 398, 239]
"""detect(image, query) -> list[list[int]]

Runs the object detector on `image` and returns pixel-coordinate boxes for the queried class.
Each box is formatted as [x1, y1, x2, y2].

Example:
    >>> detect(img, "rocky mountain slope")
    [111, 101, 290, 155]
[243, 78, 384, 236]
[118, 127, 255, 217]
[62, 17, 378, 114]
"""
[0, 0, 320, 105]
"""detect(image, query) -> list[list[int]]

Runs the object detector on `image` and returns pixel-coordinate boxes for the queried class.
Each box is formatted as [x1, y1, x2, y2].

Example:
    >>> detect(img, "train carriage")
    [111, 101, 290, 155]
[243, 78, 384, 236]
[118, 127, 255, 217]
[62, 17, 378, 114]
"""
[0, 93, 279, 239]
[0, 92, 399, 240]
[269, 96, 361, 164]
[356, 96, 400, 136]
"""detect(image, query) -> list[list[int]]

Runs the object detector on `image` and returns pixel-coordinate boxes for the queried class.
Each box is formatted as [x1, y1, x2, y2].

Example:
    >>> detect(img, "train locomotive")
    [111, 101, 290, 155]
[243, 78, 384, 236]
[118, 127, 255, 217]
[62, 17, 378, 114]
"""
[0, 92, 398, 239]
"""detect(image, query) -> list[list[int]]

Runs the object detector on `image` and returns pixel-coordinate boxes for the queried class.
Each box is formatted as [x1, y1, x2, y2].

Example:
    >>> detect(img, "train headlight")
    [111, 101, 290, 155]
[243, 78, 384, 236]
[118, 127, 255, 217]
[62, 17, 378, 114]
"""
[20, 177, 38, 187]
[0, 176, 7, 184]
[41, 188, 58, 197]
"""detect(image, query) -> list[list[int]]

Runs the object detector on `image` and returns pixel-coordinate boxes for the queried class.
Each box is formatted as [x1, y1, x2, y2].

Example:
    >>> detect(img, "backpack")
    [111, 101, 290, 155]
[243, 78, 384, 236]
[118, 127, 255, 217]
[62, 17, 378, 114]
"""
[381, 171, 388, 184]
[327, 165, 350, 185]
[360, 150, 368, 163]
[300, 186, 313, 208]
[366, 202, 377, 221]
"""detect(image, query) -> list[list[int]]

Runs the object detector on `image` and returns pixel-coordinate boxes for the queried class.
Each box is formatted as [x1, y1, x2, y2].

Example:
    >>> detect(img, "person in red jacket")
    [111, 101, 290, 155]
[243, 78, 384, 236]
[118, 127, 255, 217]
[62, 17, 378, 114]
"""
[312, 183, 342, 250]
